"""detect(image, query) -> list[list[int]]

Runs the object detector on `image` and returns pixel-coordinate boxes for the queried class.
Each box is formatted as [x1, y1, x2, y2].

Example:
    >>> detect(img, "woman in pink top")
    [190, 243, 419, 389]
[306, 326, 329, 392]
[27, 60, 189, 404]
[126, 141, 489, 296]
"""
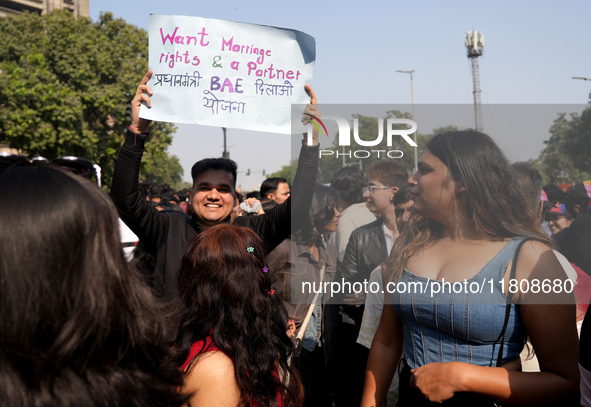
[174, 224, 303, 407]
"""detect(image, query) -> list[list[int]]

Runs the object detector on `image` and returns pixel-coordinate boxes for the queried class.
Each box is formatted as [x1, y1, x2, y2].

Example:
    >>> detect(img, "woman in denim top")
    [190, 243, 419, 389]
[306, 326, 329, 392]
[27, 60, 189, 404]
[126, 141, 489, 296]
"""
[361, 130, 579, 406]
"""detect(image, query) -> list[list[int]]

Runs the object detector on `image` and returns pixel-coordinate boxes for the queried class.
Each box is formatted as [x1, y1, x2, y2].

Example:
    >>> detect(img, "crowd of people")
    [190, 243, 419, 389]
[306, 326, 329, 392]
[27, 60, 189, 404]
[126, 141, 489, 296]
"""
[1, 69, 590, 407]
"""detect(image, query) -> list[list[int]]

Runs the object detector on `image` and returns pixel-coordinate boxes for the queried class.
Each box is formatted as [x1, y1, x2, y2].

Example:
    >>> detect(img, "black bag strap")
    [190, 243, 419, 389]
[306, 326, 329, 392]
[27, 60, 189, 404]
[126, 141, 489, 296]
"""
[496, 238, 531, 368]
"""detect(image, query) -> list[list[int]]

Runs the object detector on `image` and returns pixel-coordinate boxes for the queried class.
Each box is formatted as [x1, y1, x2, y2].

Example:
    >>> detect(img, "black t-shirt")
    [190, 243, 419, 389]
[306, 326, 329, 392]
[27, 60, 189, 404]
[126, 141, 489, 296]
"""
[554, 211, 591, 276]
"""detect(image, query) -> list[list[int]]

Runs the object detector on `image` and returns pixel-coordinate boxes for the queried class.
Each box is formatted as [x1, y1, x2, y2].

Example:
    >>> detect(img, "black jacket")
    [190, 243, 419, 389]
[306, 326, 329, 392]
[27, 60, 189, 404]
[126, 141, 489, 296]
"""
[338, 218, 388, 286]
[333, 218, 388, 323]
[111, 129, 319, 303]
[554, 212, 591, 276]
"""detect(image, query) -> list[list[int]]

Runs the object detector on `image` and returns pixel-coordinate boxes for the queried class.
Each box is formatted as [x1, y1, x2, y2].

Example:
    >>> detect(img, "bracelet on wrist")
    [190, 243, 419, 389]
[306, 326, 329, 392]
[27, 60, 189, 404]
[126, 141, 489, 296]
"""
[129, 125, 149, 135]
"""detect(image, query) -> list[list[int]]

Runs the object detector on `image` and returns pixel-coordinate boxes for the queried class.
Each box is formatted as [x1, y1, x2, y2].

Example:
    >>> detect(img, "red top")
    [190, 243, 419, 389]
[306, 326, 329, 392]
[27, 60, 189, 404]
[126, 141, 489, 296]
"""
[180, 336, 219, 372]
[181, 337, 284, 407]
[574, 263, 591, 321]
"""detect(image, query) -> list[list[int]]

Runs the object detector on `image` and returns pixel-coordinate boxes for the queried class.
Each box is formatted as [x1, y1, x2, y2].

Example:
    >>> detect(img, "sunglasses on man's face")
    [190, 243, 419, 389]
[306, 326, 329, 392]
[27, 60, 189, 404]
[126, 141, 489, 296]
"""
[362, 185, 392, 195]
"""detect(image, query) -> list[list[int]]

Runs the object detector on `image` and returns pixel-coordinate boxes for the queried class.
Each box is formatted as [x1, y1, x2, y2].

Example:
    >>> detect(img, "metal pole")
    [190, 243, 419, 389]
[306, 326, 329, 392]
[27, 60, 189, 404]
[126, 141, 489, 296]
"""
[222, 127, 229, 158]
[410, 72, 417, 173]
[572, 77, 591, 100]
[397, 70, 418, 172]
[465, 31, 484, 132]
[344, 119, 353, 167]
[470, 57, 483, 132]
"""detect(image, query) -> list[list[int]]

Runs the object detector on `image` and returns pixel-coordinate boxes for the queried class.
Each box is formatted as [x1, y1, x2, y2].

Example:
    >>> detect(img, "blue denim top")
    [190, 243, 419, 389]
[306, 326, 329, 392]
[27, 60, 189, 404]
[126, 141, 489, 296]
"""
[391, 237, 527, 369]
[302, 295, 323, 352]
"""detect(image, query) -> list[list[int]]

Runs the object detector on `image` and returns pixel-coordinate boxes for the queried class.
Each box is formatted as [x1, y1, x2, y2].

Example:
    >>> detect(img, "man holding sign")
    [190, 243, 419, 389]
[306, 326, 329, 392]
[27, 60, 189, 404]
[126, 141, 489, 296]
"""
[111, 70, 320, 303]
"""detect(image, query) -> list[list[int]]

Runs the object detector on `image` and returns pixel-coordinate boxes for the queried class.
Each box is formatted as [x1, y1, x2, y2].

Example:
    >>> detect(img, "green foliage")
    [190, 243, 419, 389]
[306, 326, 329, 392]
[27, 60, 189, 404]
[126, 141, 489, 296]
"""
[141, 141, 184, 188]
[0, 10, 182, 189]
[175, 181, 194, 190]
[536, 107, 591, 184]
[269, 162, 294, 184]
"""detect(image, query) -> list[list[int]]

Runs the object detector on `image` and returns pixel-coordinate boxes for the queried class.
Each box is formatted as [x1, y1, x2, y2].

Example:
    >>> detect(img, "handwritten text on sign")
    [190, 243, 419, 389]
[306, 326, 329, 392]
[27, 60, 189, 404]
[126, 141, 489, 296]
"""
[140, 15, 316, 134]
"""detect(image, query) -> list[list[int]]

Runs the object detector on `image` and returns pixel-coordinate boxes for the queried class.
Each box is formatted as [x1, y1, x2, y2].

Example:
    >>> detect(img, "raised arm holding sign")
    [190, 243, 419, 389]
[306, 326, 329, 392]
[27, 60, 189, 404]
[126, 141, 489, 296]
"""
[130, 70, 154, 134]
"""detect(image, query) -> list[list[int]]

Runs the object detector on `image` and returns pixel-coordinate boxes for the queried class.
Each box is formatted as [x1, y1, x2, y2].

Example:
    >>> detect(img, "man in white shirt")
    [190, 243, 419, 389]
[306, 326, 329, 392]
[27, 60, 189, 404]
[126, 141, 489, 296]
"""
[329, 166, 376, 263]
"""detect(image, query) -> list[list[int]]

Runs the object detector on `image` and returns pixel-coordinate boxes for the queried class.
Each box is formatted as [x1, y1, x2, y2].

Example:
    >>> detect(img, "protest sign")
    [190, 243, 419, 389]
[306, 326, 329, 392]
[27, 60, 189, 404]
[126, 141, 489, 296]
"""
[140, 14, 316, 134]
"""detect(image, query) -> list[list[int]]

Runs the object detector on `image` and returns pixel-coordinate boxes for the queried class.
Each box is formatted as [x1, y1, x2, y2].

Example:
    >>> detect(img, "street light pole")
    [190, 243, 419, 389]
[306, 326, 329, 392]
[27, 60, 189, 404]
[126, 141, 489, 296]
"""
[222, 127, 229, 158]
[573, 77, 591, 102]
[396, 70, 417, 172]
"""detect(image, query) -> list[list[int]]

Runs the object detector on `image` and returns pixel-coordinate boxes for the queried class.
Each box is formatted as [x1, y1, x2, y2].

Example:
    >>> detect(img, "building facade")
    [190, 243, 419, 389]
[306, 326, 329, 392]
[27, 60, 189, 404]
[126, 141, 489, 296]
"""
[0, 0, 89, 18]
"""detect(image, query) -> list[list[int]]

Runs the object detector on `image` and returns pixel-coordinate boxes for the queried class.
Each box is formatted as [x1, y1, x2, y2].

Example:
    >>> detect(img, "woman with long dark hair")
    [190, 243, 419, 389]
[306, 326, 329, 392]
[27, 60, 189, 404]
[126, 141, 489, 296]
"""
[174, 223, 303, 407]
[0, 162, 185, 406]
[361, 130, 579, 406]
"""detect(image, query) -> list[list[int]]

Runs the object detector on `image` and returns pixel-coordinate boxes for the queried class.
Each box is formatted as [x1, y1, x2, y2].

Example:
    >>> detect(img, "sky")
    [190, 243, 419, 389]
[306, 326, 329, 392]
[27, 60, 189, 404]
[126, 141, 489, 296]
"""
[90, 0, 591, 190]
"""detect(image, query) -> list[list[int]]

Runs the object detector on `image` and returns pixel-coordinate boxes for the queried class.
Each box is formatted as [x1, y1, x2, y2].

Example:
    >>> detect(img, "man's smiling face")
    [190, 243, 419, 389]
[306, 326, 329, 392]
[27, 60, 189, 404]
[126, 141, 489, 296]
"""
[190, 169, 237, 228]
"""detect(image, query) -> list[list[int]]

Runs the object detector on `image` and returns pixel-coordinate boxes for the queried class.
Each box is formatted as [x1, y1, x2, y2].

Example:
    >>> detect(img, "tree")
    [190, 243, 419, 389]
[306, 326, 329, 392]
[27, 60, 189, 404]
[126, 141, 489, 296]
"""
[563, 107, 591, 173]
[537, 108, 591, 184]
[269, 162, 295, 184]
[140, 146, 184, 188]
[0, 10, 182, 188]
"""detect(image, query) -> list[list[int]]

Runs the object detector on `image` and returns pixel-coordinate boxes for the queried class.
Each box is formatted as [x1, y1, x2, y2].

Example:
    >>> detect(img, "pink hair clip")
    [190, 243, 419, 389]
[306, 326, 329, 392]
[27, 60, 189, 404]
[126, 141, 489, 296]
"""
[263, 267, 269, 273]
[267, 289, 275, 296]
